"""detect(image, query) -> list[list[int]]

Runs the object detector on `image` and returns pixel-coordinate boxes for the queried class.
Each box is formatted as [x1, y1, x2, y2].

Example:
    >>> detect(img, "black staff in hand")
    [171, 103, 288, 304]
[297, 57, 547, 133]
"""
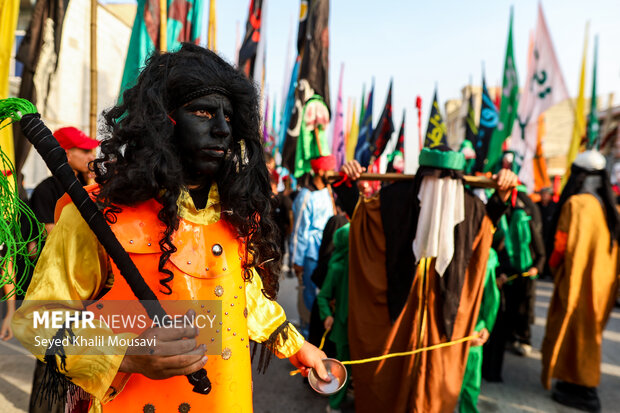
[18, 111, 211, 396]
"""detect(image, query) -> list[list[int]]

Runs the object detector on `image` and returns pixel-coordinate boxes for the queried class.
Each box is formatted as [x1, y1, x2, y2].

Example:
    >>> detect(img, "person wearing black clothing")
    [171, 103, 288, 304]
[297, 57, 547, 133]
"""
[482, 190, 545, 382]
[308, 214, 349, 357]
[30, 127, 98, 236]
[266, 160, 294, 259]
[502, 192, 545, 352]
[536, 187, 557, 278]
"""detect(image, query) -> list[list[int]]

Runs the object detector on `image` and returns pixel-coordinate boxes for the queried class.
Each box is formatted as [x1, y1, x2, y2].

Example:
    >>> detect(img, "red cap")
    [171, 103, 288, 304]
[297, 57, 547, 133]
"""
[54, 127, 99, 150]
[310, 155, 336, 173]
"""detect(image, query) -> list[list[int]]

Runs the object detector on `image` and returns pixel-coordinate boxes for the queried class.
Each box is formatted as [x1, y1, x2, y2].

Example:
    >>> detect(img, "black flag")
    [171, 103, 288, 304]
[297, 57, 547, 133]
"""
[281, 0, 330, 172]
[369, 81, 394, 159]
[238, 0, 264, 78]
[386, 110, 405, 173]
[473, 77, 498, 172]
[464, 92, 478, 145]
[13, 0, 67, 175]
[423, 89, 448, 148]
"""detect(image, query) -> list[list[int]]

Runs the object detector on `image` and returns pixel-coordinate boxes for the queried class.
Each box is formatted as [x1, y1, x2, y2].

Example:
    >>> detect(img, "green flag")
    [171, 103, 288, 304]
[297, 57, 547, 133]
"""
[587, 35, 599, 149]
[120, 0, 205, 96]
[484, 9, 519, 172]
[358, 84, 366, 131]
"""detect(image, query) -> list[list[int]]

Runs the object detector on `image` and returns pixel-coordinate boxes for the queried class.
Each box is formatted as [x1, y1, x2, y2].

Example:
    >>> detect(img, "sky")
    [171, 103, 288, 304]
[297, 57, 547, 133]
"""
[107, 0, 620, 150]
[223, 0, 620, 144]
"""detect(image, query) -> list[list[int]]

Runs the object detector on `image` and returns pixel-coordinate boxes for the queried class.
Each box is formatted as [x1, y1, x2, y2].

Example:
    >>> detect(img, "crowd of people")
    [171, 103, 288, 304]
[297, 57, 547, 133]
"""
[272, 144, 620, 413]
[0, 43, 618, 413]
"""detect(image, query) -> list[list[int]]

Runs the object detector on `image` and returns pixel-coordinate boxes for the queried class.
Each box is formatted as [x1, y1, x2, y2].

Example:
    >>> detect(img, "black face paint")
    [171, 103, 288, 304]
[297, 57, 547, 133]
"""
[172, 93, 233, 186]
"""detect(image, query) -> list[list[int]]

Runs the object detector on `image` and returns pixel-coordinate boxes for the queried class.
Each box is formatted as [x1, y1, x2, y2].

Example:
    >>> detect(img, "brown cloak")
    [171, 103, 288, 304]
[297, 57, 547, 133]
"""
[348, 191, 495, 413]
[541, 194, 619, 389]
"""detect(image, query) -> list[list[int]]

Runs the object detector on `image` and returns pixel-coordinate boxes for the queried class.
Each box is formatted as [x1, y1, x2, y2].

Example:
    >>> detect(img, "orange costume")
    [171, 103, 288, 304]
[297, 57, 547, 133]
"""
[13, 184, 304, 412]
[541, 194, 619, 389]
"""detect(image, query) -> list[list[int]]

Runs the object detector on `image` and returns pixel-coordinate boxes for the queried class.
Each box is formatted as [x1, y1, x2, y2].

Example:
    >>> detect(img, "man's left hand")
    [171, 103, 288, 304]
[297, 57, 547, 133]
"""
[492, 169, 519, 202]
[471, 328, 490, 347]
[293, 264, 304, 280]
[289, 341, 330, 381]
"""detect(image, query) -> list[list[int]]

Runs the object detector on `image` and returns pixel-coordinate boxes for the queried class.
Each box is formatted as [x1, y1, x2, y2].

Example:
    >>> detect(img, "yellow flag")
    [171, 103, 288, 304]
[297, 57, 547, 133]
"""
[0, 0, 20, 166]
[533, 113, 551, 192]
[563, 23, 589, 188]
[346, 105, 358, 161]
[207, 0, 217, 51]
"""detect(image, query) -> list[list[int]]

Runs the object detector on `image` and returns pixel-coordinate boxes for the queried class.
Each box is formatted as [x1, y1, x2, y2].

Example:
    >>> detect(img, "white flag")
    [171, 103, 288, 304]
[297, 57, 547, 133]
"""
[511, 3, 569, 191]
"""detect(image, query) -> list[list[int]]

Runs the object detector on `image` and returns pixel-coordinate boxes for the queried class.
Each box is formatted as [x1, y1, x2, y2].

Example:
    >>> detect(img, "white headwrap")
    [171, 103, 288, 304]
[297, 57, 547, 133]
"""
[573, 150, 606, 171]
[412, 176, 465, 276]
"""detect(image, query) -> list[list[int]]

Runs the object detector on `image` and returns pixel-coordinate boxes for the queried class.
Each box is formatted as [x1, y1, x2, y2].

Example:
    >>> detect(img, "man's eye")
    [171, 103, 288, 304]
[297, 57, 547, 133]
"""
[194, 109, 214, 119]
[224, 114, 231, 122]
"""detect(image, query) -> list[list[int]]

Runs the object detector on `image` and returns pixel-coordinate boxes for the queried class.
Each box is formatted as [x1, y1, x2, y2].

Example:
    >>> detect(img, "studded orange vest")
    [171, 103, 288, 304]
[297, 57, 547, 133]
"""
[96, 198, 253, 413]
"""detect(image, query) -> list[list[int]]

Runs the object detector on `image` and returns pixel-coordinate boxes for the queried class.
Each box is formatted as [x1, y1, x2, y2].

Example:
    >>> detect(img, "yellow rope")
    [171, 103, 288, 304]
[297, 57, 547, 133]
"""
[505, 272, 531, 283]
[341, 334, 478, 365]
[291, 257, 481, 377]
[290, 333, 479, 376]
[318, 327, 330, 350]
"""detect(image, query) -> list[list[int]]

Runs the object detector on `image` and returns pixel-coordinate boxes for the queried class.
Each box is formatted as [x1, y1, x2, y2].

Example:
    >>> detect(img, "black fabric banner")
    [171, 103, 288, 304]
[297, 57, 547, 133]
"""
[423, 90, 448, 148]
[464, 92, 478, 146]
[281, 0, 330, 172]
[386, 110, 405, 173]
[473, 77, 499, 173]
[13, 0, 67, 176]
[369, 81, 394, 159]
[238, 0, 264, 78]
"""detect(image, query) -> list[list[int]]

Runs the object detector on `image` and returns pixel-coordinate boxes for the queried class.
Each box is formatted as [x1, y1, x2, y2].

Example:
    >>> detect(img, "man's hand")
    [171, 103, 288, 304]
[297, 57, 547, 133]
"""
[293, 264, 304, 280]
[119, 310, 207, 380]
[289, 341, 330, 381]
[496, 273, 508, 289]
[340, 160, 365, 180]
[471, 328, 490, 347]
[528, 267, 539, 277]
[0, 294, 15, 341]
[0, 315, 13, 341]
[323, 316, 334, 331]
[492, 168, 519, 202]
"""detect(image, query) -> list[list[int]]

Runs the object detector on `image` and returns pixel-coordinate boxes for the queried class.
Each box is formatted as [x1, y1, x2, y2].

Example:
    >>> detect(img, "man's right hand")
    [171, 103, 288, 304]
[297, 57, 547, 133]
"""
[496, 273, 508, 289]
[340, 160, 365, 180]
[323, 316, 334, 331]
[119, 310, 207, 380]
[293, 264, 304, 280]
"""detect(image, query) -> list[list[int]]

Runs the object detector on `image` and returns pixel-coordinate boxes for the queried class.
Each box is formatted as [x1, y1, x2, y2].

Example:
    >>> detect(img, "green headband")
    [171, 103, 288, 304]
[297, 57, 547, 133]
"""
[419, 147, 465, 171]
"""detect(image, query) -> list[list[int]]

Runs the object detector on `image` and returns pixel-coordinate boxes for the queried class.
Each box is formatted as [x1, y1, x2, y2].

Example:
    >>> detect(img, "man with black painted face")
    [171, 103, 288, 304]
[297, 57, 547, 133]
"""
[173, 95, 232, 182]
[13, 44, 329, 412]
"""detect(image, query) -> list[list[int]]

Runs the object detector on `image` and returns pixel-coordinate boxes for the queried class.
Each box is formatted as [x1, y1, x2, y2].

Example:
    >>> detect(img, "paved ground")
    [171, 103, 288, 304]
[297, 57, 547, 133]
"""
[0, 277, 618, 412]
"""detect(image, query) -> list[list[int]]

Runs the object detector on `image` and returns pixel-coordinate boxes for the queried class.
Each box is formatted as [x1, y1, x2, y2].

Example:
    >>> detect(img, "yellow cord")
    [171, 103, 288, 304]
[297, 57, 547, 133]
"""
[318, 328, 330, 350]
[341, 334, 477, 365]
[291, 259, 481, 377]
[290, 333, 478, 376]
[290, 328, 331, 376]
[505, 272, 531, 283]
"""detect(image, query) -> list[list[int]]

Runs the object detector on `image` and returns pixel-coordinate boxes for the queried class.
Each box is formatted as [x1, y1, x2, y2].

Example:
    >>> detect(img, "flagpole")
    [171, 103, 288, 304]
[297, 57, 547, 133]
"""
[160, 0, 167, 52]
[326, 171, 499, 188]
[89, 0, 98, 139]
[314, 129, 324, 155]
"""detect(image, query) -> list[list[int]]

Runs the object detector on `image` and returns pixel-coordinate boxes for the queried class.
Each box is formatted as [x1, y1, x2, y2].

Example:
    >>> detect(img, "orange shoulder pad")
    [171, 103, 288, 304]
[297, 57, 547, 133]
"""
[53, 183, 99, 223]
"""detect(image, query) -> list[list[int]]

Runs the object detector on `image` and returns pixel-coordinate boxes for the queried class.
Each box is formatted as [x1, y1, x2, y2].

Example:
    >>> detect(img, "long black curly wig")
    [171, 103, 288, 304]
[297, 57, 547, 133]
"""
[93, 43, 281, 299]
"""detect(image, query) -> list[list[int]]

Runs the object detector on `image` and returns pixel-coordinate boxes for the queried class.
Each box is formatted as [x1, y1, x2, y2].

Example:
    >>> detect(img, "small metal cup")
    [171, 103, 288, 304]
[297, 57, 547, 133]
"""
[308, 358, 348, 396]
